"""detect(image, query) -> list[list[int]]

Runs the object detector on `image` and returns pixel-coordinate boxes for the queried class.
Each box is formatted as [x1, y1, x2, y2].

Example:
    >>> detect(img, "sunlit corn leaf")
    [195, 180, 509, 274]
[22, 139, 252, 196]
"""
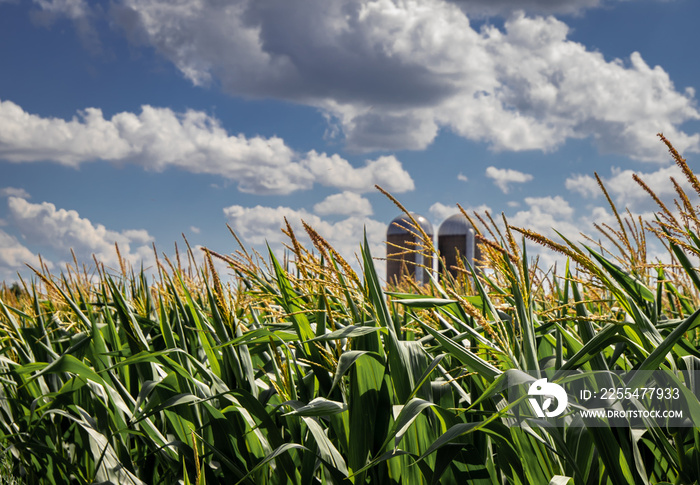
[282, 397, 347, 416]
[418, 321, 501, 381]
[48, 406, 145, 485]
[306, 325, 385, 342]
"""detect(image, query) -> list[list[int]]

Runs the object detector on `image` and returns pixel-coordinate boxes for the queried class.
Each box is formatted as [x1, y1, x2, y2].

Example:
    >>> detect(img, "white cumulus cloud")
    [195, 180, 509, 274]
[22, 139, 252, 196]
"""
[0, 187, 31, 199]
[106, 0, 699, 160]
[485, 166, 534, 193]
[0, 99, 414, 195]
[313, 191, 374, 216]
[429, 202, 459, 223]
[506, 195, 588, 270]
[0, 229, 49, 281]
[223, 203, 387, 277]
[502, 191, 672, 270]
[592, 165, 698, 213]
[565, 174, 600, 198]
[7, 197, 155, 271]
[524, 195, 574, 218]
[429, 201, 492, 226]
[303, 152, 414, 194]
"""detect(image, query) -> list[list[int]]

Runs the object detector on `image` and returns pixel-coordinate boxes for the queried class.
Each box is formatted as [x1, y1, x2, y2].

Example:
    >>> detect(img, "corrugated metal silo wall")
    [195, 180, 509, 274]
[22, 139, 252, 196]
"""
[474, 241, 484, 268]
[421, 252, 434, 285]
[439, 234, 465, 278]
[387, 234, 416, 285]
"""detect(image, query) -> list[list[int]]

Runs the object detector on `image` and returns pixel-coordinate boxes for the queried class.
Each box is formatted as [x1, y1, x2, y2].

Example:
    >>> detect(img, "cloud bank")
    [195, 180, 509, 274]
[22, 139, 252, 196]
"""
[0, 229, 47, 281]
[103, 0, 700, 160]
[0, 99, 414, 195]
[6, 196, 155, 271]
[223, 203, 386, 275]
[567, 165, 700, 212]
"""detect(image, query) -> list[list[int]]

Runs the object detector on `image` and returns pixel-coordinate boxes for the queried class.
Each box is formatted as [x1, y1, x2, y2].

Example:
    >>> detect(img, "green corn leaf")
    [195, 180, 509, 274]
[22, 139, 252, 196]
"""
[419, 321, 502, 381]
[385, 397, 436, 450]
[548, 476, 573, 485]
[283, 397, 347, 416]
[233, 443, 308, 485]
[555, 323, 621, 373]
[29, 353, 103, 386]
[585, 245, 655, 303]
[301, 416, 349, 478]
[307, 325, 385, 342]
[630, 307, 700, 383]
[47, 407, 146, 485]
[175, 272, 222, 379]
[329, 350, 378, 394]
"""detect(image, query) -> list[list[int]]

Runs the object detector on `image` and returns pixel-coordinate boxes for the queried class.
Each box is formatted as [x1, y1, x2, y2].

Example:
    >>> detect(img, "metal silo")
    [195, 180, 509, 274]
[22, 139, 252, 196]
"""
[386, 213, 434, 285]
[438, 213, 476, 279]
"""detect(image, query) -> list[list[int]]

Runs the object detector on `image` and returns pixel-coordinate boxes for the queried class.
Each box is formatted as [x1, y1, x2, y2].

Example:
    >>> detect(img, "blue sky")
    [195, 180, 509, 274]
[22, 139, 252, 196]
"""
[1, 0, 700, 282]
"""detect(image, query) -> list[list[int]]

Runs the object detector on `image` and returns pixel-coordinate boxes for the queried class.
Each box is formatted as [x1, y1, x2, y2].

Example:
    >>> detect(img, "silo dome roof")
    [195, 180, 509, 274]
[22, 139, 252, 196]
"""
[387, 212, 433, 237]
[438, 213, 474, 236]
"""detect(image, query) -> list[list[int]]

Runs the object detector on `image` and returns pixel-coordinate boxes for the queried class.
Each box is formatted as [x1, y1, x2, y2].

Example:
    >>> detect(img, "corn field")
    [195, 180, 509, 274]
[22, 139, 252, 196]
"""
[1, 135, 700, 484]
